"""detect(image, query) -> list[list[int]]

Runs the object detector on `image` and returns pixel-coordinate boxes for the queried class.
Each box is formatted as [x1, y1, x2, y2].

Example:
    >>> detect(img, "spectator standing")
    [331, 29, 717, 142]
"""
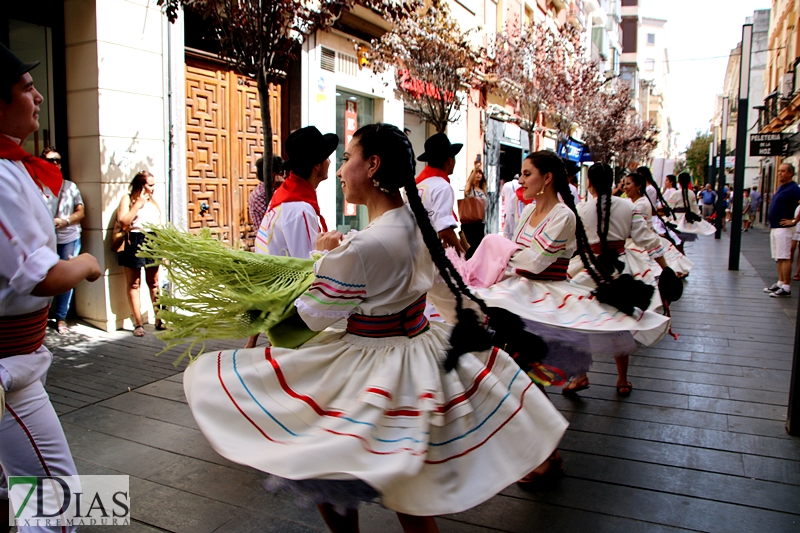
[742, 189, 752, 232]
[764, 163, 800, 297]
[500, 174, 522, 239]
[42, 147, 85, 335]
[721, 183, 730, 231]
[117, 171, 163, 336]
[0, 43, 101, 533]
[248, 155, 284, 231]
[750, 185, 762, 225]
[698, 183, 717, 220]
[461, 166, 487, 251]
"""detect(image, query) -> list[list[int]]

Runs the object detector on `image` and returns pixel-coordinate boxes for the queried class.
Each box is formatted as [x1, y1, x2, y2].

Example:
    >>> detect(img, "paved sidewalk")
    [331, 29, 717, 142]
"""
[37, 232, 800, 532]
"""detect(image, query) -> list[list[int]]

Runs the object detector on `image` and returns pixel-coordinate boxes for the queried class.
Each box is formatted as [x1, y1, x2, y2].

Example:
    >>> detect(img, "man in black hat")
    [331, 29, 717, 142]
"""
[415, 132, 464, 254]
[254, 126, 339, 258]
[0, 43, 100, 532]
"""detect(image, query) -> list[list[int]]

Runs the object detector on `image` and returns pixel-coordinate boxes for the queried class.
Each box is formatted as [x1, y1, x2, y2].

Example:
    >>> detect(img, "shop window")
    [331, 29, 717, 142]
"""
[645, 58, 655, 71]
[335, 90, 374, 232]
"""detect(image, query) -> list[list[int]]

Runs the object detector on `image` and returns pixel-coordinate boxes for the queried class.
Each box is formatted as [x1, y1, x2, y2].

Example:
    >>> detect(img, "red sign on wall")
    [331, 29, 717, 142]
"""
[397, 69, 455, 103]
[344, 100, 358, 217]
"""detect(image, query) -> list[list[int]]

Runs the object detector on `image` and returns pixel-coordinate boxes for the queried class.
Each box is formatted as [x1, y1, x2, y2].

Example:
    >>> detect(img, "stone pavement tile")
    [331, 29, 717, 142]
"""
[61, 404, 246, 471]
[727, 414, 792, 439]
[742, 454, 800, 485]
[63, 422, 186, 479]
[549, 394, 729, 431]
[584, 371, 731, 400]
[556, 450, 800, 515]
[135, 379, 187, 403]
[690, 352, 793, 371]
[128, 476, 237, 533]
[447, 492, 687, 533]
[557, 382, 690, 409]
[79, 520, 166, 533]
[559, 431, 746, 477]
[728, 386, 792, 406]
[511, 476, 800, 533]
[566, 412, 800, 460]
[211, 510, 324, 533]
[100, 391, 199, 429]
[687, 396, 788, 421]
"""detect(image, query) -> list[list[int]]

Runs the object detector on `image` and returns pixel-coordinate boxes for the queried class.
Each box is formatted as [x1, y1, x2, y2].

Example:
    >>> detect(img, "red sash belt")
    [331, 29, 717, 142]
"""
[347, 295, 429, 338]
[590, 240, 626, 255]
[515, 257, 571, 281]
[0, 306, 49, 358]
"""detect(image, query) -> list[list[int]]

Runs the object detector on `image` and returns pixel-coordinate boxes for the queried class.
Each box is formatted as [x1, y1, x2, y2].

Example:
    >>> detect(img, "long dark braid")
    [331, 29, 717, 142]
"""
[528, 152, 654, 315]
[353, 124, 545, 371]
[630, 172, 680, 249]
[529, 152, 608, 288]
[678, 172, 702, 223]
[589, 163, 624, 276]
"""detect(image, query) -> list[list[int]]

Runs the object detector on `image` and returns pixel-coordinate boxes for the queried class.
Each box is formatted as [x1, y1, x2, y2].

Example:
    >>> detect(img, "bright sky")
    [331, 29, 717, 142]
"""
[640, 0, 772, 152]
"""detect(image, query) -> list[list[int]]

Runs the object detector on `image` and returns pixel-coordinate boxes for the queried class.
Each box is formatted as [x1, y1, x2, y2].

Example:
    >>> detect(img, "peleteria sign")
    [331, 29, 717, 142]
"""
[397, 69, 455, 103]
[749, 133, 786, 157]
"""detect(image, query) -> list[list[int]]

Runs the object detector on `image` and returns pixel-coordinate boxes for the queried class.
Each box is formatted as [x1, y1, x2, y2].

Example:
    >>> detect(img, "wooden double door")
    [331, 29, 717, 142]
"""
[184, 58, 281, 249]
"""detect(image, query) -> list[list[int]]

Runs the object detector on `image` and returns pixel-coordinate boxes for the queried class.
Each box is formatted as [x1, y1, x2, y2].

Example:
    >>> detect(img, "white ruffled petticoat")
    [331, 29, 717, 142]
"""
[183, 322, 568, 516]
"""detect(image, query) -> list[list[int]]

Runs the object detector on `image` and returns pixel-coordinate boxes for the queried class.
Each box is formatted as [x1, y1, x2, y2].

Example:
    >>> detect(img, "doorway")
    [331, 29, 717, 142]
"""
[334, 90, 374, 232]
[499, 145, 523, 183]
[184, 57, 281, 249]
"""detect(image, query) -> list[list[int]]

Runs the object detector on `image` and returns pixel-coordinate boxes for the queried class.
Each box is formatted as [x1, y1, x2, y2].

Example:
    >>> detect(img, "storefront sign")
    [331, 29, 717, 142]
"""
[397, 69, 454, 103]
[557, 137, 591, 163]
[750, 133, 785, 156]
[344, 100, 358, 217]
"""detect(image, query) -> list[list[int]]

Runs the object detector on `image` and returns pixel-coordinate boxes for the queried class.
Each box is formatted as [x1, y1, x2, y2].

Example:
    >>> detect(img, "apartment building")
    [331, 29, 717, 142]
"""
[757, 0, 800, 203]
[713, 9, 769, 190]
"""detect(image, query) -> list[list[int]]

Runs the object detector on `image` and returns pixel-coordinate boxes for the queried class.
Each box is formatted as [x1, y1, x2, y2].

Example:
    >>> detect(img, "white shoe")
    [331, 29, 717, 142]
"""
[764, 283, 780, 293]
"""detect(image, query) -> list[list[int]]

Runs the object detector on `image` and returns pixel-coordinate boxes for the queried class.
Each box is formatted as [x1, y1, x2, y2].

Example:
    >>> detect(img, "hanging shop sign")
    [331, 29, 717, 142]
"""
[749, 133, 786, 157]
[557, 137, 592, 163]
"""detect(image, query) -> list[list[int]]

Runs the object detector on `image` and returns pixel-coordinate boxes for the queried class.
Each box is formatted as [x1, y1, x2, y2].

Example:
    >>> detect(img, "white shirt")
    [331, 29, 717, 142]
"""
[417, 176, 457, 233]
[48, 180, 83, 244]
[578, 196, 664, 257]
[501, 180, 525, 240]
[0, 159, 60, 316]
[255, 201, 320, 259]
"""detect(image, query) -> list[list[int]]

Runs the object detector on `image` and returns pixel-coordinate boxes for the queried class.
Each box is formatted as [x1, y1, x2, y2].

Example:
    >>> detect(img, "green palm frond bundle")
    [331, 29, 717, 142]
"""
[138, 225, 315, 363]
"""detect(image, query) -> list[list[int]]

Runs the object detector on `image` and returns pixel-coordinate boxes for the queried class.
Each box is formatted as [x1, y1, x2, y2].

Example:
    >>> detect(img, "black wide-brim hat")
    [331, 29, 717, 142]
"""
[282, 126, 339, 171]
[417, 132, 463, 162]
[0, 43, 39, 92]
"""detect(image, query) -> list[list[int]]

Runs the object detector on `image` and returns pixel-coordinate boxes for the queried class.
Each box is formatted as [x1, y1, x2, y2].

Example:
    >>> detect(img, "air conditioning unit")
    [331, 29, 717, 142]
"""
[782, 72, 794, 97]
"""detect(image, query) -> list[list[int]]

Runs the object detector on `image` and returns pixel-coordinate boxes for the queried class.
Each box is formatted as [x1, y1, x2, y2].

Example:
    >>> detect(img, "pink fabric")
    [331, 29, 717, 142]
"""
[446, 234, 520, 288]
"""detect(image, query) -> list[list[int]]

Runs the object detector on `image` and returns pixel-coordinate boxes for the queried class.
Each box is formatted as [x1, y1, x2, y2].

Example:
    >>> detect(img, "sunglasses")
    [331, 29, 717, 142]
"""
[46, 157, 61, 165]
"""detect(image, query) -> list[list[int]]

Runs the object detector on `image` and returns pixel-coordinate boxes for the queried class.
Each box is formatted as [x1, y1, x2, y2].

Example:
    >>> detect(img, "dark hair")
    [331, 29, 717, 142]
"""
[254, 157, 283, 183]
[628, 172, 647, 196]
[352, 124, 544, 370]
[588, 163, 624, 276]
[426, 155, 450, 170]
[664, 174, 676, 188]
[527, 152, 653, 315]
[41, 146, 58, 158]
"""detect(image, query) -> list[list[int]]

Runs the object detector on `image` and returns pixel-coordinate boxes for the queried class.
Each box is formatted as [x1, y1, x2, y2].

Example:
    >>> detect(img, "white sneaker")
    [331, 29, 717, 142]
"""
[771, 288, 791, 298]
[764, 283, 780, 293]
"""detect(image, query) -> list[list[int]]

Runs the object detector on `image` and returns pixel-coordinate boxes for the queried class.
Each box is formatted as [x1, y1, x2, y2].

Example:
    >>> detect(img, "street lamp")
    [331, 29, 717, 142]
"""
[716, 96, 729, 238]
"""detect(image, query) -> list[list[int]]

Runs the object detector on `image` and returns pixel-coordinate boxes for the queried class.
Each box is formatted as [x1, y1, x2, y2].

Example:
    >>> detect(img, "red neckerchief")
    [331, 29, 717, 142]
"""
[415, 165, 459, 222]
[268, 172, 328, 232]
[415, 165, 450, 185]
[516, 185, 534, 205]
[0, 135, 62, 197]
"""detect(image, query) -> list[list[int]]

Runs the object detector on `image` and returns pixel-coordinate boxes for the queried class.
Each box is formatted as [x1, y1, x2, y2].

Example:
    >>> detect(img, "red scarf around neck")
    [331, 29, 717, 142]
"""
[516, 184, 534, 205]
[415, 165, 450, 185]
[0, 135, 63, 197]
[269, 172, 328, 232]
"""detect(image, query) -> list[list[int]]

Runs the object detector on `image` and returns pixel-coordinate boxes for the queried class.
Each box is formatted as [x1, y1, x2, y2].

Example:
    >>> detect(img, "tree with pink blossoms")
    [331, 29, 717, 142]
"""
[370, 0, 482, 134]
[157, 0, 418, 203]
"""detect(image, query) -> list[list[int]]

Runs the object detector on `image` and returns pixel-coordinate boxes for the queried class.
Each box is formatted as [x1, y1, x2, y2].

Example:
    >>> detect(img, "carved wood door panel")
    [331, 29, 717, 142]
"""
[185, 60, 281, 250]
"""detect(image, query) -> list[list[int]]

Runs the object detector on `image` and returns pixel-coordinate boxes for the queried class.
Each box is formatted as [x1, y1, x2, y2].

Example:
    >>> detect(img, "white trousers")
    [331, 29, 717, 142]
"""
[0, 347, 77, 533]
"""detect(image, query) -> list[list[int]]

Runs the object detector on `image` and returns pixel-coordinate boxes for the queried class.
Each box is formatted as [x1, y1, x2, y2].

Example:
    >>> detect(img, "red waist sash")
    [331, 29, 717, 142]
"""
[590, 240, 626, 255]
[515, 257, 571, 281]
[0, 306, 49, 358]
[347, 295, 429, 338]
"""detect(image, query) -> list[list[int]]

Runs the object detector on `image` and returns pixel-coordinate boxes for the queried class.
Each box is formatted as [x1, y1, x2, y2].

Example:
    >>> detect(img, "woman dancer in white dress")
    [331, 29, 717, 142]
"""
[623, 172, 694, 278]
[182, 124, 567, 533]
[442, 154, 670, 399]
[668, 172, 716, 238]
[564, 164, 671, 396]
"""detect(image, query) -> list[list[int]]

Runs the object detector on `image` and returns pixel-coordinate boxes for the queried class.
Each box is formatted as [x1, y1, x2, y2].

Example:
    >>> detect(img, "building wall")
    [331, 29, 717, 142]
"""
[64, 0, 179, 331]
